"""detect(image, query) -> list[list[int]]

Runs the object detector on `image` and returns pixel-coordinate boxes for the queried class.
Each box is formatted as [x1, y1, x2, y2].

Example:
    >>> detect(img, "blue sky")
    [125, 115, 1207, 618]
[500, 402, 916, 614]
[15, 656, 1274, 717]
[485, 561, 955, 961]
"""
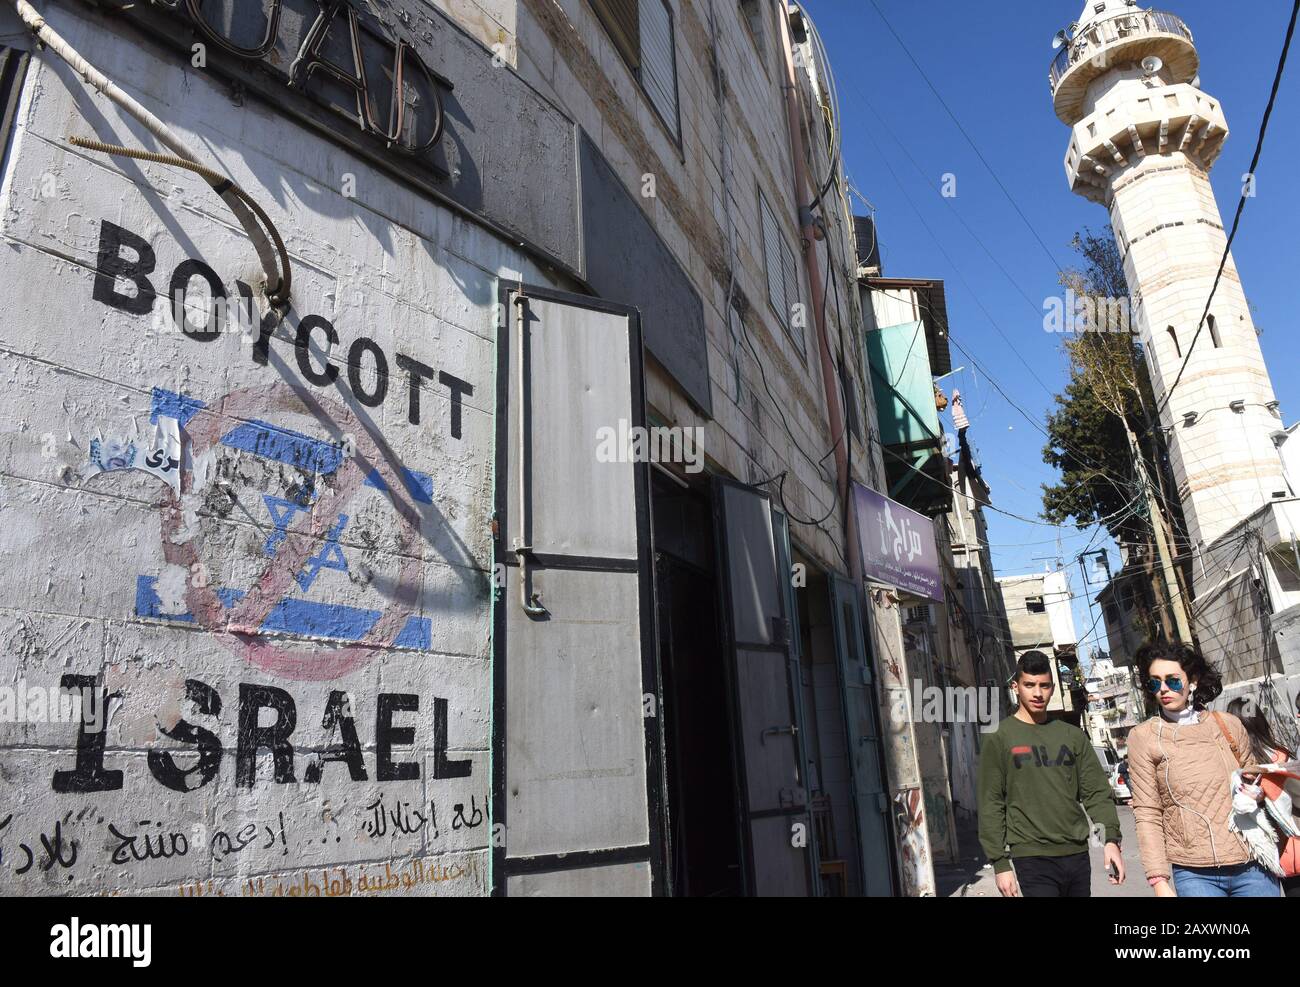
[804, 0, 1300, 658]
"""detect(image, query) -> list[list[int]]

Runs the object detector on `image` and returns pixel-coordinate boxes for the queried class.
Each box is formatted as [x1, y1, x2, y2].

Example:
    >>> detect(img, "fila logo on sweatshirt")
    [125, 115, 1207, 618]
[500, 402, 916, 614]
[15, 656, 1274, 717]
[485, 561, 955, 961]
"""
[1011, 744, 1077, 769]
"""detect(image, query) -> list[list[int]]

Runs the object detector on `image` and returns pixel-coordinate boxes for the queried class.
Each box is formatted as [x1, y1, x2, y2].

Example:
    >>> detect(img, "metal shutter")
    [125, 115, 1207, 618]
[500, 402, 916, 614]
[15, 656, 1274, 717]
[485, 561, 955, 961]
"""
[760, 192, 788, 326]
[591, 0, 641, 71]
[761, 191, 805, 354]
[639, 0, 678, 132]
[782, 235, 803, 354]
[906, 604, 932, 626]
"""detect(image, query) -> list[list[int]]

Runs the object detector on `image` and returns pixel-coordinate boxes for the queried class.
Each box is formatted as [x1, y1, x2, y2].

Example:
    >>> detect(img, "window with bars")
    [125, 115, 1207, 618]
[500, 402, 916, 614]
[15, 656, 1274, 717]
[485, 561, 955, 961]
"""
[758, 188, 805, 355]
[906, 604, 933, 626]
[588, 0, 680, 139]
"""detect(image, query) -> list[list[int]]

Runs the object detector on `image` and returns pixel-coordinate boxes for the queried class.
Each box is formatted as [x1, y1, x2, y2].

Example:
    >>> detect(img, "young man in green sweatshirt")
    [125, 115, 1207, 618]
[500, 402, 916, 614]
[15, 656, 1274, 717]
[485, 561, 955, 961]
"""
[977, 651, 1126, 897]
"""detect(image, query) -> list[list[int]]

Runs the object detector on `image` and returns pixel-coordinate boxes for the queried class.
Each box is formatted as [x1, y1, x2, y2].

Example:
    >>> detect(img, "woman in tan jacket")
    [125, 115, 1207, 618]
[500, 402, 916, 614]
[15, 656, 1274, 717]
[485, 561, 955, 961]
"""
[1126, 643, 1281, 897]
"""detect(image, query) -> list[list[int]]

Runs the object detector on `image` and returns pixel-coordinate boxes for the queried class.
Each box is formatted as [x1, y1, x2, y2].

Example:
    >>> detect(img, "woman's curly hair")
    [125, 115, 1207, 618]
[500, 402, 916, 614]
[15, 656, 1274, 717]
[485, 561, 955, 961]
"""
[1135, 641, 1223, 712]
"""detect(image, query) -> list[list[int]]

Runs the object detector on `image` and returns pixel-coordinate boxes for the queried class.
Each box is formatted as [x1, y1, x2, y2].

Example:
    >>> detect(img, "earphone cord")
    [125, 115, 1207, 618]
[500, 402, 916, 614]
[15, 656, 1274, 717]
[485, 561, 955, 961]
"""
[1157, 718, 1221, 867]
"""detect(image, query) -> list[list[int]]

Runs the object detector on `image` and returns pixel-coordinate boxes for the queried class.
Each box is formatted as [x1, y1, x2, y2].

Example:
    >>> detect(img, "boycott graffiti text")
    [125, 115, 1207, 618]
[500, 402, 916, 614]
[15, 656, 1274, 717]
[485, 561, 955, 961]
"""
[92, 220, 476, 439]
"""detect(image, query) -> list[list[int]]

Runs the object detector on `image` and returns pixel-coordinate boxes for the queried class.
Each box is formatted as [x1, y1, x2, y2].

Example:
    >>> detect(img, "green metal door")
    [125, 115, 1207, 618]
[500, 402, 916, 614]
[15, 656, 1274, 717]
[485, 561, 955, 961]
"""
[829, 575, 896, 896]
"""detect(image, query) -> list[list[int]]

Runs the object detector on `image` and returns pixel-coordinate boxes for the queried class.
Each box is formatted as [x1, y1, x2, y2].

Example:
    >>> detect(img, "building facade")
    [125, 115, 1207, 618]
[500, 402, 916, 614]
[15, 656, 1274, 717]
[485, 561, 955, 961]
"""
[0, 0, 962, 896]
[1083, 656, 1143, 757]
[1097, 547, 1167, 667]
[997, 570, 1085, 725]
[860, 272, 1019, 866]
[1048, 0, 1299, 745]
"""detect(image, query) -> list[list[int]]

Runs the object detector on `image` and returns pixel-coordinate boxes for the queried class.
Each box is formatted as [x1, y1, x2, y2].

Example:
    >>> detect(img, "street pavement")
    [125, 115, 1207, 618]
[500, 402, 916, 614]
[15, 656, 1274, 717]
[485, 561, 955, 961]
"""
[938, 804, 1150, 897]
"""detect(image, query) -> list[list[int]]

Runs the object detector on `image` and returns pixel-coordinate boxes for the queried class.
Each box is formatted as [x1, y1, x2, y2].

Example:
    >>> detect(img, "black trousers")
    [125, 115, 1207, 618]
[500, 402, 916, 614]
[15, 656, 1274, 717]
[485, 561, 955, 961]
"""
[1284, 876, 1300, 898]
[1015, 851, 1092, 897]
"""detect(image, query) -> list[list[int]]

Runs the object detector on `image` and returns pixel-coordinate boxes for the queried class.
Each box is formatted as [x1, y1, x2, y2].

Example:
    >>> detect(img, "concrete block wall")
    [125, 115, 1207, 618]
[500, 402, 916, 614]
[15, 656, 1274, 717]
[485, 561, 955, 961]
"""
[1192, 570, 1277, 685]
[997, 575, 1054, 651]
[511, 0, 873, 574]
[0, 2, 561, 895]
[431, 0, 518, 66]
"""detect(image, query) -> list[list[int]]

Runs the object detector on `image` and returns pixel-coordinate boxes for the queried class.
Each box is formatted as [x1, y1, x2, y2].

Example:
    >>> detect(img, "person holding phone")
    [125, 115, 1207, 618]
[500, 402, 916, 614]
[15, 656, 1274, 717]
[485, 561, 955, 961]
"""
[1126, 643, 1281, 897]
[977, 651, 1125, 897]
[1226, 696, 1300, 897]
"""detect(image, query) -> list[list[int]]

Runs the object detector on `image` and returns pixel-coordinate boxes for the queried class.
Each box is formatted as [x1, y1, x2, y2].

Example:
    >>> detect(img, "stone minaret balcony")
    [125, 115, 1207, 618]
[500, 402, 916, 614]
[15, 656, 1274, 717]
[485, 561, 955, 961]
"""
[1050, 7, 1197, 118]
[1048, 0, 1287, 553]
[1050, 7, 1226, 205]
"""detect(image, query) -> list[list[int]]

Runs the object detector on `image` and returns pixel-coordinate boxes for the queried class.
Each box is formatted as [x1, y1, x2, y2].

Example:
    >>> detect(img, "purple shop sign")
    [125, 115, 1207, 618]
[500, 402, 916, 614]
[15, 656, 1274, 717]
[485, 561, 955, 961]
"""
[853, 482, 944, 602]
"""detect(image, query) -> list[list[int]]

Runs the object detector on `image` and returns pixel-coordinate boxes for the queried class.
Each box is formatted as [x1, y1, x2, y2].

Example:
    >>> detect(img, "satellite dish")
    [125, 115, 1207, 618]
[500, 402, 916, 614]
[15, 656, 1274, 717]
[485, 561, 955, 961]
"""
[1141, 55, 1164, 76]
[1052, 29, 1070, 49]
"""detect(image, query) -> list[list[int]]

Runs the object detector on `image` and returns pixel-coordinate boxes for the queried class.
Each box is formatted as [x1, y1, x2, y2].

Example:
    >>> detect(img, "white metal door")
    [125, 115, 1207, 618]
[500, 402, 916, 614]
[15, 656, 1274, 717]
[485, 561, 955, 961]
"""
[714, 479, 813, 896]
[492, 284, 664, 896]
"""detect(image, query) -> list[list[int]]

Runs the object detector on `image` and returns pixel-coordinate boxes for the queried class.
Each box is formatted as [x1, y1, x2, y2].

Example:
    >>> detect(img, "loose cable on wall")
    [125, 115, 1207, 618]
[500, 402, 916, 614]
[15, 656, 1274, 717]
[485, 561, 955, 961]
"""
[8, 0, 291, 306]
[66, 135, 292, 304]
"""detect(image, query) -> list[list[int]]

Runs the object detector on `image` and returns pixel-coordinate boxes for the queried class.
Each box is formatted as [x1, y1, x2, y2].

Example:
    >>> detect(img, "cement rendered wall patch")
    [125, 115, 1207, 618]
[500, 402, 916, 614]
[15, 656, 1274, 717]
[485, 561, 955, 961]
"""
[0, 5, 548, 896]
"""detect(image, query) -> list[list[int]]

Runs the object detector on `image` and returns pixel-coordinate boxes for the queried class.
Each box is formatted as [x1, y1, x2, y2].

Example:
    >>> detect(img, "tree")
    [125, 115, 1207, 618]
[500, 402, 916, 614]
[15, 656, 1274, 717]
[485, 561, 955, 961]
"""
[1040, 371, 1141, 540]
[1041, 230, 1191, 644]
[1041, 230, 1148, 545]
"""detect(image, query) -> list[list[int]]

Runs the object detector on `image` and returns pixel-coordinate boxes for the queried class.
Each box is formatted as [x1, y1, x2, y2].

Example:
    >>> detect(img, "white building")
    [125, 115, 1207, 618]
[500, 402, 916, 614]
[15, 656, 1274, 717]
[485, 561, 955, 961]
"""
[1048, 1, 1300, 738]
[997, 570, 1084, 724]
[1084, 655, 1143, 756]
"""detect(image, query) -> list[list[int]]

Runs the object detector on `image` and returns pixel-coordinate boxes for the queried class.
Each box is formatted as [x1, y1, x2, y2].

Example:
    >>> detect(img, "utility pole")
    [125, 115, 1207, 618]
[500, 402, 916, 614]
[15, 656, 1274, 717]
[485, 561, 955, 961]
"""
[1125, 422, 1193, 644]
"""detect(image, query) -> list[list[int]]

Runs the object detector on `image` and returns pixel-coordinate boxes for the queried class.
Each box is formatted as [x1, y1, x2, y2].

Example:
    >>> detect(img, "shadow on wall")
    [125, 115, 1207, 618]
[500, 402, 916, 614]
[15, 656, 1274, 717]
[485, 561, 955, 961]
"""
[264, 328, 485, 599]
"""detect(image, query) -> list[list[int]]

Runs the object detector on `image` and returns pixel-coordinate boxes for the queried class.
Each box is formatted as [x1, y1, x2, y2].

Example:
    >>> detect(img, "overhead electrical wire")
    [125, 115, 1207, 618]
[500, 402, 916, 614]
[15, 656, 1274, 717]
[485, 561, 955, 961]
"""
[864, 0, 1066, 273]
[857, 134, 1140, 508]
[919, 288, 1139, 508]
[766, 1, 876, 550]
[1152, 0, 1300, 421]
[847, 122, 1175, 636]
[961, 535, 1248, 644]
[830, 27, 1195, 538]
[847, 82, 1051, 328]
[836, 23, 1259, 553]
[706, 0, 848, 557]
[798, 4, 845, 211]
[874, 434, 1145, 531]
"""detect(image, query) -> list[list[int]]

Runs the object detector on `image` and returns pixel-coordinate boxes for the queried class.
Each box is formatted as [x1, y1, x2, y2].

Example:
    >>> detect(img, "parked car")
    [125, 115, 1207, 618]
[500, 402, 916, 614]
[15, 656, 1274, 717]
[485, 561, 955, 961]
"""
[1110, 758, 1132, 804]
[1092, 745, 1131, 804]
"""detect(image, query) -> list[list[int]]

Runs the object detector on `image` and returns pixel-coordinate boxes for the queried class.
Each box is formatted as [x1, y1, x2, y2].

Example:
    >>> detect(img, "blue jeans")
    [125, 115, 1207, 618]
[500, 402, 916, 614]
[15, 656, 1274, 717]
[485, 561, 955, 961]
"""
[1172, 862, 1281, 897]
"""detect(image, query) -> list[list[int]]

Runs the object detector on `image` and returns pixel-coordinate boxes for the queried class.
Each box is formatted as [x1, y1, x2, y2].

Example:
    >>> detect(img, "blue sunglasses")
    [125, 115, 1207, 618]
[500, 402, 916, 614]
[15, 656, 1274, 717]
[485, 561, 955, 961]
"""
[1145, 675, 1185, 693]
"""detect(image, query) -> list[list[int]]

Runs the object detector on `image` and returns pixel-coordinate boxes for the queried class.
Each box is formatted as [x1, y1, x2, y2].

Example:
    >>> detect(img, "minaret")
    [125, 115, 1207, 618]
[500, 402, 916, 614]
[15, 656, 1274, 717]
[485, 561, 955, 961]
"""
[1051, 0, 1286, 552]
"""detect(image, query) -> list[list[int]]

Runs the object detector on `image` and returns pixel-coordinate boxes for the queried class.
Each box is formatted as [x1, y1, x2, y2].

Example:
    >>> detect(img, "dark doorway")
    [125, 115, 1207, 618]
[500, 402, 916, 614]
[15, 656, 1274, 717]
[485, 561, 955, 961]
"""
[653, 471, 743, 896]
[794, 560, 861, 895]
